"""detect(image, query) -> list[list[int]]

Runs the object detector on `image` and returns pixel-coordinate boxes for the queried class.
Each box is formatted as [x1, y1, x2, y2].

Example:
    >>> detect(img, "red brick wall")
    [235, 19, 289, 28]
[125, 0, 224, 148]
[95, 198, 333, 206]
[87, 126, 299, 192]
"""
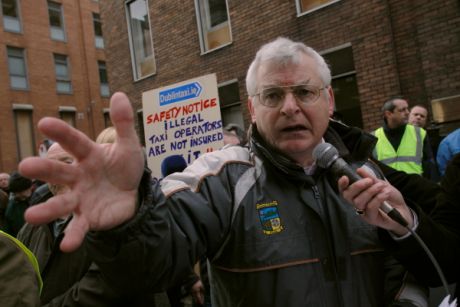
[100, 0, 460, 134]
[0, 0, 108, 172]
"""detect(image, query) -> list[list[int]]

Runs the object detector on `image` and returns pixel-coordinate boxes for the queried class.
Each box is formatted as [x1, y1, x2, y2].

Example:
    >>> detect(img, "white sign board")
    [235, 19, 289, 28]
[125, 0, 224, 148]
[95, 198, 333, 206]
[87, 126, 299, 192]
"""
[142, 74, 224, 181]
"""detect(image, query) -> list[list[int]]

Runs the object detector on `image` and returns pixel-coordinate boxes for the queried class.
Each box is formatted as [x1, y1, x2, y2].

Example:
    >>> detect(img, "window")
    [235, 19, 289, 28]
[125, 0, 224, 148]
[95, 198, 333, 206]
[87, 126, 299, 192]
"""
[98, 61, 110, 97]
[137, 110, 145, 147]
[2, 0, 21, 32]
[126, 0, 155, 80]
[48, 1, 66, 41]
[7, 46, 28, 89]
[322, 44, 363, 128]
[103, 109, 112, 128]
[218, 80, 244, 129]
[54, 54, 72, 93]
[13, 104, 35, 160]
[296, 0, 340, 15]
[59, 107, 76, 127]
[195, 0, 232, 53]
[93, 13, 104, 48]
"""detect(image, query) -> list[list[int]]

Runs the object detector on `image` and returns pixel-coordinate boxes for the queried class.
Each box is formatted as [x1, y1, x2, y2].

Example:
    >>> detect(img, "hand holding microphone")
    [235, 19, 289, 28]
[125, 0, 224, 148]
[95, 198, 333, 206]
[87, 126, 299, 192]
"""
[313, 143, 413, 235]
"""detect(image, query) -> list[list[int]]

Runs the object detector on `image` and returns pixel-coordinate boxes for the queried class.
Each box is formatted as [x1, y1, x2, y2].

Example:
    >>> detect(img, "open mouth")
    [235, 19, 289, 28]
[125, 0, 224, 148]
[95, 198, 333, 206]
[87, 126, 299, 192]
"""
[282, 125, 308, 132]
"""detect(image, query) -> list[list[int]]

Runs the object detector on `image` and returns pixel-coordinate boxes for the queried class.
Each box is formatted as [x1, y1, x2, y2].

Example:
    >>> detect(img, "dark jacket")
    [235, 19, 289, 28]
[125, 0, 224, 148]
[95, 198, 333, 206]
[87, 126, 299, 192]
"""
[86, 121, 426, 307]
[5, 195, 30, 236]
[18, 184, 158, 307]
[380, 153, 460, 300]
[18, 219, 158, 307]
[0, 230, 41, 307]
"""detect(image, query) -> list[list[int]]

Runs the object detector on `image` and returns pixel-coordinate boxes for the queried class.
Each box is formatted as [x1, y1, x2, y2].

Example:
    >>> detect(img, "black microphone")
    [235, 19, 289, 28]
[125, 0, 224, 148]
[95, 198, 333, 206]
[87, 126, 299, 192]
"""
[312, 142, 408, 227]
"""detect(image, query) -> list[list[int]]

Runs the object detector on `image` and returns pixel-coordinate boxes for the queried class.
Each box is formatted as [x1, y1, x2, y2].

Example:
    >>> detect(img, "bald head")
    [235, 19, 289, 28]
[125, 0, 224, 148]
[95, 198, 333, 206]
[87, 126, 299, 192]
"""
[0, 172, 10, 190]
[46, 143, 74, 195]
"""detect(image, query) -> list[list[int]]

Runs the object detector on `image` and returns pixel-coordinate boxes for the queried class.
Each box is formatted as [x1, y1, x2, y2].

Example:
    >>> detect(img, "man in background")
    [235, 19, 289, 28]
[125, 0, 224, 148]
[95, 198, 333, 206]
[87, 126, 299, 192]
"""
[4, 172, 33, 236]
[0, 172, 10, 194]
[409, 104, 429, 128]
[437, 128, 460, 176]
[372, 97, 438, 180]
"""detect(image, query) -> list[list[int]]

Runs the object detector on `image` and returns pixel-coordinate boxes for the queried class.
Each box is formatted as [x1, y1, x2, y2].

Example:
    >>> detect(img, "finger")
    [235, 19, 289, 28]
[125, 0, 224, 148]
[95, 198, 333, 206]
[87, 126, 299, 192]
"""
[356, 167, 376, 179]
[110, 92, 140, 147]
[36, 117, 96, 161]
[60, 215, 90, 252]
[25, 192, 78, 225]
[19, 157, 79, 186]
[337, 175, 350, 193]
[352, 181, 387, 209]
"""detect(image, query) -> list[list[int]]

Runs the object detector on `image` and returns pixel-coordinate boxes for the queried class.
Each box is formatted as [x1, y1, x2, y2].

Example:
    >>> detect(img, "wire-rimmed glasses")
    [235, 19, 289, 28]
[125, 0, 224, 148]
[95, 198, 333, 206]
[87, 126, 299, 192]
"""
[253, 84, 326, 108]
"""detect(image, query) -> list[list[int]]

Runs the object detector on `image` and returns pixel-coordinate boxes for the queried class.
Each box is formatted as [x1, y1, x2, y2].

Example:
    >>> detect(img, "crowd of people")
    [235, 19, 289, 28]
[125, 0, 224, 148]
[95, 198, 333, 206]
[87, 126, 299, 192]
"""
[0, 37, 459, 307]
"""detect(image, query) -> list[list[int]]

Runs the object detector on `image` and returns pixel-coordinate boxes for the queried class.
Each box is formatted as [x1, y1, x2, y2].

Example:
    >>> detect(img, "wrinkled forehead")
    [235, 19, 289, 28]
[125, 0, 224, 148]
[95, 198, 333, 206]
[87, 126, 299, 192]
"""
[257, 54, 320, 87]
[0, 174, 9, 180]
[46, 144, 74, 162]
[412, 106, 427, 115]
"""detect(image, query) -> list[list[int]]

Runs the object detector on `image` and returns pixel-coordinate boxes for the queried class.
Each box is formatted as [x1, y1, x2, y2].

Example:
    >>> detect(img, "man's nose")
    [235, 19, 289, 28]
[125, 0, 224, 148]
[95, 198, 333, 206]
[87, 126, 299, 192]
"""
[280, 92, 300, 115]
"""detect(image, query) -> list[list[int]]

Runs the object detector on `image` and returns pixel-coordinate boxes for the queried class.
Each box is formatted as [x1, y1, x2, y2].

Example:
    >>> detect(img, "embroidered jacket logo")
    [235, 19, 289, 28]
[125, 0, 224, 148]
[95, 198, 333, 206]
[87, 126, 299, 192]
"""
[257, 201, 284, 235]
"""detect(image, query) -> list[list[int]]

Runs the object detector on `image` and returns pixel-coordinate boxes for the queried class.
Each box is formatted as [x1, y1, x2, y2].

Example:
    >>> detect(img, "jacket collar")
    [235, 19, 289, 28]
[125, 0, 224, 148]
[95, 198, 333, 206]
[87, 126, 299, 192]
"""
[249, 120, 377, 178]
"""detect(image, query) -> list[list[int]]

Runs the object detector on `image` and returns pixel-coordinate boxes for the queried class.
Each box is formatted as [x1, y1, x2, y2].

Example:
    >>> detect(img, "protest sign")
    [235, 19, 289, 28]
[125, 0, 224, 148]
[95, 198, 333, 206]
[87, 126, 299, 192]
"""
[142, 74, 224, 181]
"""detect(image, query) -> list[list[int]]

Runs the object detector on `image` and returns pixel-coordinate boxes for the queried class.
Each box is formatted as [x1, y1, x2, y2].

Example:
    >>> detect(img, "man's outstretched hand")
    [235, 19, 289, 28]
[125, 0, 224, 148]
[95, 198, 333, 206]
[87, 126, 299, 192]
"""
[19, 92, 145, 252]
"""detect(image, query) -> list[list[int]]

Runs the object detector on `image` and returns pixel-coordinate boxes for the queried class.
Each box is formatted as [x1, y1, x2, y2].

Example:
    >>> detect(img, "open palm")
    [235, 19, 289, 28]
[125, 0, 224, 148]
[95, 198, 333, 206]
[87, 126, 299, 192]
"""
[19, 92, 145, 252]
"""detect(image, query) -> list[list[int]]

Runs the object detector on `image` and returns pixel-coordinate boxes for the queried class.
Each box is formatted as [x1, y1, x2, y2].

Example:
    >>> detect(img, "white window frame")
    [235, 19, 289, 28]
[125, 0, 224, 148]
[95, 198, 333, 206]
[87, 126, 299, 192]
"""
[2, 0, 22, 32]
[125, 0, 156, 81]
[295, 0, 341, 17]
[194, 0, 232, 54]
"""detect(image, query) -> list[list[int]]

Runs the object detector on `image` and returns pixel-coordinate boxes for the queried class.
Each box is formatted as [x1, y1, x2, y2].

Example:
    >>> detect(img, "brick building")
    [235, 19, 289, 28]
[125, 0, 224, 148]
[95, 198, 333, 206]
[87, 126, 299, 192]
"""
[98, 0, 460, 150]
[0, 0, 110, 172]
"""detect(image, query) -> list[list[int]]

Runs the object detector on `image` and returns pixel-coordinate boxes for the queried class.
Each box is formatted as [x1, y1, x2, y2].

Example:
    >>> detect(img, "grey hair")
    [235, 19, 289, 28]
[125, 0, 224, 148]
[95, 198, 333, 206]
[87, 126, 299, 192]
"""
[245, 37, 331, 97]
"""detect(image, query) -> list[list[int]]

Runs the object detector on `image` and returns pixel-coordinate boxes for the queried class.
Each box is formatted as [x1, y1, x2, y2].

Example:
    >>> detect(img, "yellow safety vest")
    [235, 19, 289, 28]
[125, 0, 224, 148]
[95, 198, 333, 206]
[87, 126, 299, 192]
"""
[0, 230, 43, 293]
[372, 125, 426, 174]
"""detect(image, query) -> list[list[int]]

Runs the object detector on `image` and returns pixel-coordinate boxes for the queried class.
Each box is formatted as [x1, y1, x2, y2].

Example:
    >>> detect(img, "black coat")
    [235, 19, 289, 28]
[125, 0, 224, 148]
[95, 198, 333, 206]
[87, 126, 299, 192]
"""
[380, 154, 460, 300]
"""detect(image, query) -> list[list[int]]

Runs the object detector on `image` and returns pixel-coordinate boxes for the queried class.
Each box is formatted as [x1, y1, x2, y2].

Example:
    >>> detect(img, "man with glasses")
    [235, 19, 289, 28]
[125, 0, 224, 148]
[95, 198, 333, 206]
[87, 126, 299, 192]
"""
[372, 97, 438, 181]
[19, 37, 432, 306]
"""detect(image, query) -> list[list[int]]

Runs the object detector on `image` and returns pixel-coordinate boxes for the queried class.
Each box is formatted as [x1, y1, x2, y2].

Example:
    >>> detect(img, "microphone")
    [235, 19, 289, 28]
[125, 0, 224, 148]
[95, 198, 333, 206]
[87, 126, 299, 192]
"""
[312, 142, 408, 227]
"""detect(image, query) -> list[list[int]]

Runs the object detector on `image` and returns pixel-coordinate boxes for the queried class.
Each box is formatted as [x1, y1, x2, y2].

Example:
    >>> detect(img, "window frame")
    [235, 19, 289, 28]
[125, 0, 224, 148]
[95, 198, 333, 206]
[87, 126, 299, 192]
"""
[93, 12, 104, 49]
[194, 0, 232, 54]
[47, 1, 67, 41]
[98, 60, 110, 97]
[2, 0, 22, 33]
[7, 46, 28, 90]
[59, 106, 77, 127]
[295, 0, 341, 17]
[218, 79, 244, 129]
[125, 0, 156, 81]
[53, 53, 72, 94]
[13, 103, 35, 161]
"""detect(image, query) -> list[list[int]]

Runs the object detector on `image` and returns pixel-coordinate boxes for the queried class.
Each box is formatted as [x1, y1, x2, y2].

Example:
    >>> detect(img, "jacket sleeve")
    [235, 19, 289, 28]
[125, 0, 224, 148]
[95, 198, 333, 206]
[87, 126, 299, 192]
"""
[378, 154, 460, 286]
[42, 262, 157, 307]
[85, 158, 240, 295]
[421, 135, 440, 181]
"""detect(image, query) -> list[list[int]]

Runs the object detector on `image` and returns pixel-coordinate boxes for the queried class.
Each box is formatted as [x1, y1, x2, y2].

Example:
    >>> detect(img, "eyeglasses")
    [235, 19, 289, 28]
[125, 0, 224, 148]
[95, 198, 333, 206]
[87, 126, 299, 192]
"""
[253, 84, 326, 108]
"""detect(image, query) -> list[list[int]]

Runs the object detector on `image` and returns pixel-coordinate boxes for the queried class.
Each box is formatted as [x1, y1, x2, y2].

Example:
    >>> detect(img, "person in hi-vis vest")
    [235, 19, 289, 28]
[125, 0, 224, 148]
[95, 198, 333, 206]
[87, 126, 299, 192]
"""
[372, 97, 439, 180]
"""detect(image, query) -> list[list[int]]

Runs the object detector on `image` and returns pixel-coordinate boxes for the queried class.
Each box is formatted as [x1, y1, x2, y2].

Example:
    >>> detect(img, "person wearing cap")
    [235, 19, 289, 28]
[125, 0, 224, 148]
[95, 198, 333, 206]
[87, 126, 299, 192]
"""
[4, 171, 33, 236]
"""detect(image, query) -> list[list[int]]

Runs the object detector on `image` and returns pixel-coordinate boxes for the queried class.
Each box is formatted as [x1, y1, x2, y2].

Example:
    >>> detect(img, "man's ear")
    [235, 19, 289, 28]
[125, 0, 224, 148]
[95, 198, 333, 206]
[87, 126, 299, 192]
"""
[248, 98, 256, 123]
[327, 86, 335, 117]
